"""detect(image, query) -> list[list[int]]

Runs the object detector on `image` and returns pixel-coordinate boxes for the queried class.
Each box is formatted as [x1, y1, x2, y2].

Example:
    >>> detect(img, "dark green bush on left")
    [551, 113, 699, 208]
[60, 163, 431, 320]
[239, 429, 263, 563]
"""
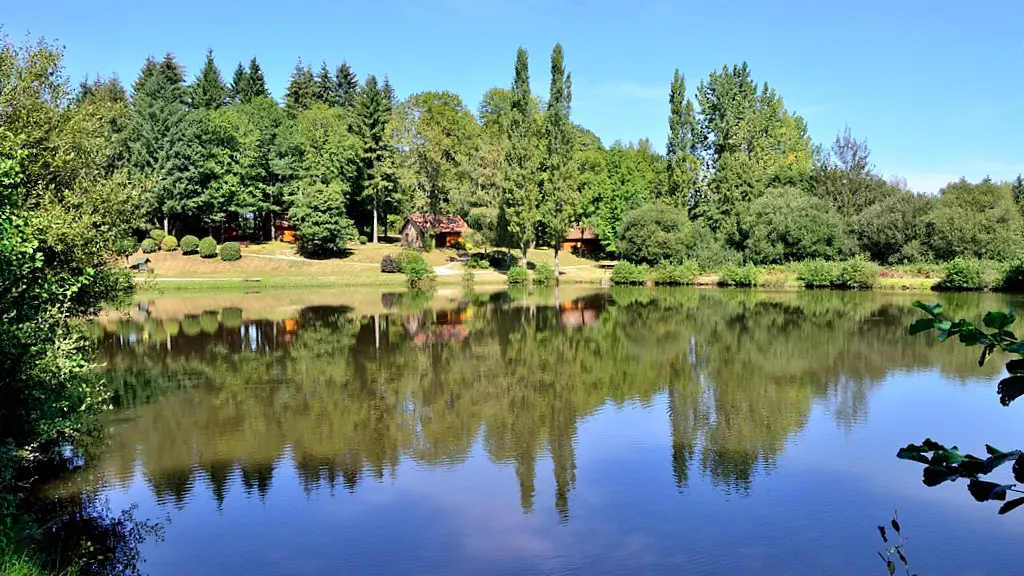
[533, 262, 555, 286]
[740, 187, 851, 264]
[617, 202, 691, 265]
[507, 266, 529, 285]
[219, 242, 241, 262]
[610, 262, 649, 285]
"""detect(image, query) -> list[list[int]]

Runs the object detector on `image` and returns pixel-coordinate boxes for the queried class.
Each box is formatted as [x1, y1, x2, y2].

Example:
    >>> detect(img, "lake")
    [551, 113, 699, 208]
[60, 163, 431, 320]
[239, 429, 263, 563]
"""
[60, 287, 1024, 575]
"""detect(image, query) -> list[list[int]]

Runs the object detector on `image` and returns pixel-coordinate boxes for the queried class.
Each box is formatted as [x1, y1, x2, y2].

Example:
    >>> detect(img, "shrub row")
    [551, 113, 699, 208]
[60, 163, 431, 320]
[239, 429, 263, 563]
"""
[795, 257, 880, 289]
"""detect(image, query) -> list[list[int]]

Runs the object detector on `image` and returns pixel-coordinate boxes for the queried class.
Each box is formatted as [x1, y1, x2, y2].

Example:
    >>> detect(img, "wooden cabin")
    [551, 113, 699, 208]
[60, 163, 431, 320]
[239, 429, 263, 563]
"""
[400, 214, 470, 249]
[274, 218, 297, 243]
[560, 224, 601, 255]
[130, 257, 152, 272]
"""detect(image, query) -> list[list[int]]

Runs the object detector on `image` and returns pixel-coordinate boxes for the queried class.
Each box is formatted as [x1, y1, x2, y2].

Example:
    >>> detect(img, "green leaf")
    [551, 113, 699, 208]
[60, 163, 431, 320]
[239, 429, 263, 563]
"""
[887, 560, 896, 576]
[1013, 454, 1024, 484]
[997, 376, 1024, 406]
[929, 448, 964, 466]
[999, 497, 1024, 515]
[986, 444, 1004, 456]
[984, 310, 1016, 330]
[912, 301, 942, 317]
[921, 438, 947, 451]
[896, 447, 930, 465]
[1006, 359, 1024, 375]
[980, 450, 1022, 474]
[896, 549, 907, 567]
[890, 517, 900, 534]
[877, 525, 887, 543]
[1005, 341, 1024, 355]
[909, 318, 936, 335]
[922, 465, 959, 487]
[967, 479, 1014, 502]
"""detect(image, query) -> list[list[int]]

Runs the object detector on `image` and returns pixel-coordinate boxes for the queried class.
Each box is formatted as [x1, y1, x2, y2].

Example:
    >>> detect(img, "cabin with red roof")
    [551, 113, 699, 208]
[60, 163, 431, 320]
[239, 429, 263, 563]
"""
[560, 224, 601, 255]
[400, 214, 470, 249]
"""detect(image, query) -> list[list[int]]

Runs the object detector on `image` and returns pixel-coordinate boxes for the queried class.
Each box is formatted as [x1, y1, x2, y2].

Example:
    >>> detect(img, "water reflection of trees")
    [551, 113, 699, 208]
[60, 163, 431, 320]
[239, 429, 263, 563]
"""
[85, 289, 1011, 519]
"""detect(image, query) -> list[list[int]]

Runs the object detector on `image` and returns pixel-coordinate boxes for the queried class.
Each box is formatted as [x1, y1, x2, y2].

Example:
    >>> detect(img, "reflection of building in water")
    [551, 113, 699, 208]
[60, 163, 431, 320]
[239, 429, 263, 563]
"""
[559, 295, 606, 329]
[401, 308, 470, 346]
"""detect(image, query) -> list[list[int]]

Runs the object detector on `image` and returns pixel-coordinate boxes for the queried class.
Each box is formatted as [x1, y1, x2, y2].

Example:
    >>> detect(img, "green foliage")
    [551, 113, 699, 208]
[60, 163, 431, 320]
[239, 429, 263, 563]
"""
[610, 262, 649, 285]
[289, 182, 357, 259]
[1000, 260, 1024, 292]
[466, 253, 491, 270]
[498, 48, 542, 264]
[740, 187, 850, 264]
[838, 257, 880, 289]
[876, 511, 912, 576]
[855, 191, 933, 264]
[924, 178, 1023, 262]
[718, 264, 760, 287]
[358, 235, 368, 245]
[221, 307, 243, 329]
[198, 237, 217, 258]
[397, 250, 433, 288]
[354, 75, 398, 242]
[160, 234, 178, 251]
[190, 49, 228, 110]
[380, 254, 400, 273]
[938, 258, 984, 291]
[179, 235, 200, 255]
[651, 261, 700, 285]
[149, 229, 166, 243]
[533, 262, 555, 286]
[507, 266, 529, 285]
[797, 258, 879, 289]
[796, 260, 839, 287]
[219, 242, 241, 262]
[666, 69, 700, 210]
[140, 238, 159, 254]
[617, 202, 691, 265]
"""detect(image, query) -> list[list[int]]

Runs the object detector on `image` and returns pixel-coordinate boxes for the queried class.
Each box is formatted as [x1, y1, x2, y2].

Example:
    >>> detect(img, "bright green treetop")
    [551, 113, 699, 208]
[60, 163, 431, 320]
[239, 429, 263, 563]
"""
[666, 69, 700, 212]
[539, 43, 580, 278]
[190, 49, 229, 110]
[499, 47, 541, 265]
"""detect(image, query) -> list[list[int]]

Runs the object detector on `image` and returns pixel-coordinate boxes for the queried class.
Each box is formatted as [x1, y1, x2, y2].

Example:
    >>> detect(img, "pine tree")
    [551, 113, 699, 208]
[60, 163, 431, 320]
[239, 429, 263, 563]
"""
[316, 62, 341, 107]
[243, 57, 270, 102]
[335, 61, 359, 109]
[666, 69, 700, 212]
[190, 49, 229, 110]
[229, 62, 248, 103]
[499, 47, 541, 266]
[284, 60, 318, 113]
[539, 43, 579, 280]
[1013, 174, 1024, 216]
[355, 74, 398, 242]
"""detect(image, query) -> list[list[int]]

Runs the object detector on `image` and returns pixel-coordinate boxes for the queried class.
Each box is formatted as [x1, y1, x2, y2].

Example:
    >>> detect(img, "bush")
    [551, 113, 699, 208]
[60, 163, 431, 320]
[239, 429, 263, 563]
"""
[200, 311, 220, 334]
[838, 257, 880, 289]
[610, 261, 649, 285]
[466, 253, 491, 270]
[140, 238, 159, 254]
[718, 264, 760, 287]
[380, 254, 400, 273]
[149, 229, 166, 243]
[221, 307, 243, 329]
[617, 202, 691, 265]
[358, 235, 368, 245]
[938, 257, 983, 290]
[199, 237, 218, 258]
[398, 250, 433, 287]
[180, 235, 200, 255]
[651, 261, 700, 285]
[160, 234, 178, 251]
[688, 222, 741, 272]
[797, 260, 840, 288]
[507, 266, 529, 285]
[289, 182, 357, 259]
[533, 262, 555, 286]
[1001, 261, 1024, 292]
[219, 242, 241, 262]
[740, 187, 851, 264]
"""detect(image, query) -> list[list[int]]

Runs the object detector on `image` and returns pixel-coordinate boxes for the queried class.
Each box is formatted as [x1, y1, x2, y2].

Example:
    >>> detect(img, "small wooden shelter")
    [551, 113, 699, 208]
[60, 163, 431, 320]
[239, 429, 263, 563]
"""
[130, 257, 152, 272]
[274, 218, 297, 243]
[400, 214, 470, 249]
[560, 224, 601, 254]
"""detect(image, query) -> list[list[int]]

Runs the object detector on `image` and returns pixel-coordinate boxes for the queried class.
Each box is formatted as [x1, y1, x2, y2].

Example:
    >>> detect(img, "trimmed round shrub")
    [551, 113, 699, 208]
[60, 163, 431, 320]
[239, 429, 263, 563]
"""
[533, 262, 556, 286]
[507, 266, 529, 285]
[182, 315, 202, 336]
[161, 235, 178, 251]
[838, 257, 880, 289]
[380, 253, 400, 273]
[140, 238, 159, 254]
[610, 262, 649, 285]
[797, 260, 840, 288]
[718, 264, 760, 287]
[221, 307, 243, 329]
[220, 242, 242, 262]
[149, 229, 167, 243]
[358, 235, 368, 245]
[199, 237, 218, 259]
[651, 261, 700, 286]
[200, 311, 220, 334]
[939, 257, 983, 290]
[180, 235, 200, 255]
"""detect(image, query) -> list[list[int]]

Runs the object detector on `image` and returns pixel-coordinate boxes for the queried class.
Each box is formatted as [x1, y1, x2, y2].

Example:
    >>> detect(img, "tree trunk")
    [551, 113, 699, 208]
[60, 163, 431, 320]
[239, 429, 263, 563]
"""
[372, 201, 379, 244]
[554, 245, 561, 285]
[163, 217, 168, 235]
[268, 212, 274, 242]
[521, 241, 528, 269]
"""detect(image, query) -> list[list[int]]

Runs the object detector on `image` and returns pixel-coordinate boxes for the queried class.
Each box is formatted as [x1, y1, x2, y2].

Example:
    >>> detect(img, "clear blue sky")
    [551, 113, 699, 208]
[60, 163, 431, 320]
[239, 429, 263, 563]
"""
[5, 0, 1022, 192]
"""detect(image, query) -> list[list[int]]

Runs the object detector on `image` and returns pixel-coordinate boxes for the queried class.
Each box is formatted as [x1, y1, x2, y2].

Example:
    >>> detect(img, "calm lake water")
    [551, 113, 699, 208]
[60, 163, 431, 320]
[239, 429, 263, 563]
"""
[62, 287, 1024, 575]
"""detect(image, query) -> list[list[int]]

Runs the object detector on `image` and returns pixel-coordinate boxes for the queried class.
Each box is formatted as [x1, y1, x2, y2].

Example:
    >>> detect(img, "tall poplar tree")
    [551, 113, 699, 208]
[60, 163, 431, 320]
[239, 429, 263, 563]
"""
[539, 43, 579, 280]
[335, 61, 359, 110]
[190, 49, 228, 110]
[285, 60, 318, 114]
[355, 74, 398, 242]
[499, 47, 540, 267]
[666, 69, 699, 212]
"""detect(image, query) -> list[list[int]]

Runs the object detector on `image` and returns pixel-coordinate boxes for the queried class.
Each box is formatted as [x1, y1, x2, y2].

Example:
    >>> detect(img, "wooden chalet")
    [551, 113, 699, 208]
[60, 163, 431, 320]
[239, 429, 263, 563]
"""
[400, 214, 470, 249]
[561, 224, 601, 254]
[274, 218, 297, 243]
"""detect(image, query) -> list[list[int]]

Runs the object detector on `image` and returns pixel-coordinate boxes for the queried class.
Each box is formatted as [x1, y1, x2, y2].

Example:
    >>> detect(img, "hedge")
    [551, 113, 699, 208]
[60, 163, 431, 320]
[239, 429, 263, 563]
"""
[199, 237, 218, 258]
[219, 242, 242, 262]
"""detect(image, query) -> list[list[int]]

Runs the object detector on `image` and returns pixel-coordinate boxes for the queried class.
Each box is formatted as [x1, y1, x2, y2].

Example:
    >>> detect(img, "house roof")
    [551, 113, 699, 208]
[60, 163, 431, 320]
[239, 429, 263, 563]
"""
[133, 257, 151, 265]
[406, 214, 470, 234]
[565, 223, 598, 240]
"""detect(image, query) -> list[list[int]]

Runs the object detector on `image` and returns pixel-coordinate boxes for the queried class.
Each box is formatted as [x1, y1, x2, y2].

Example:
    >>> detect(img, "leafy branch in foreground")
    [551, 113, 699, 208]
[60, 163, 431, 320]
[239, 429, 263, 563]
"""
[903, 301, 1024, 514]
[877, 510, 915, 576]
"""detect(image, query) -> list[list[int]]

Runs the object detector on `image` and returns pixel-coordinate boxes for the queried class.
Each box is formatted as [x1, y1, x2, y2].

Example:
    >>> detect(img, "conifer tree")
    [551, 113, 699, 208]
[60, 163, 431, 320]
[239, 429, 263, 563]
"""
[243, 57, 270, 102]
[190, 49, 229, 110]
[284, 60, 318, 113]
[666, 69, 700, 212]
[1013, 174, 1024, 216]
[229, 62, 248, 103]
[499, 47, 541, 266]
[316, 61, 341, 107]
[539, 43, 579, 280]
[355, 74, 398, 242]
[335, 61, 359, 109]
